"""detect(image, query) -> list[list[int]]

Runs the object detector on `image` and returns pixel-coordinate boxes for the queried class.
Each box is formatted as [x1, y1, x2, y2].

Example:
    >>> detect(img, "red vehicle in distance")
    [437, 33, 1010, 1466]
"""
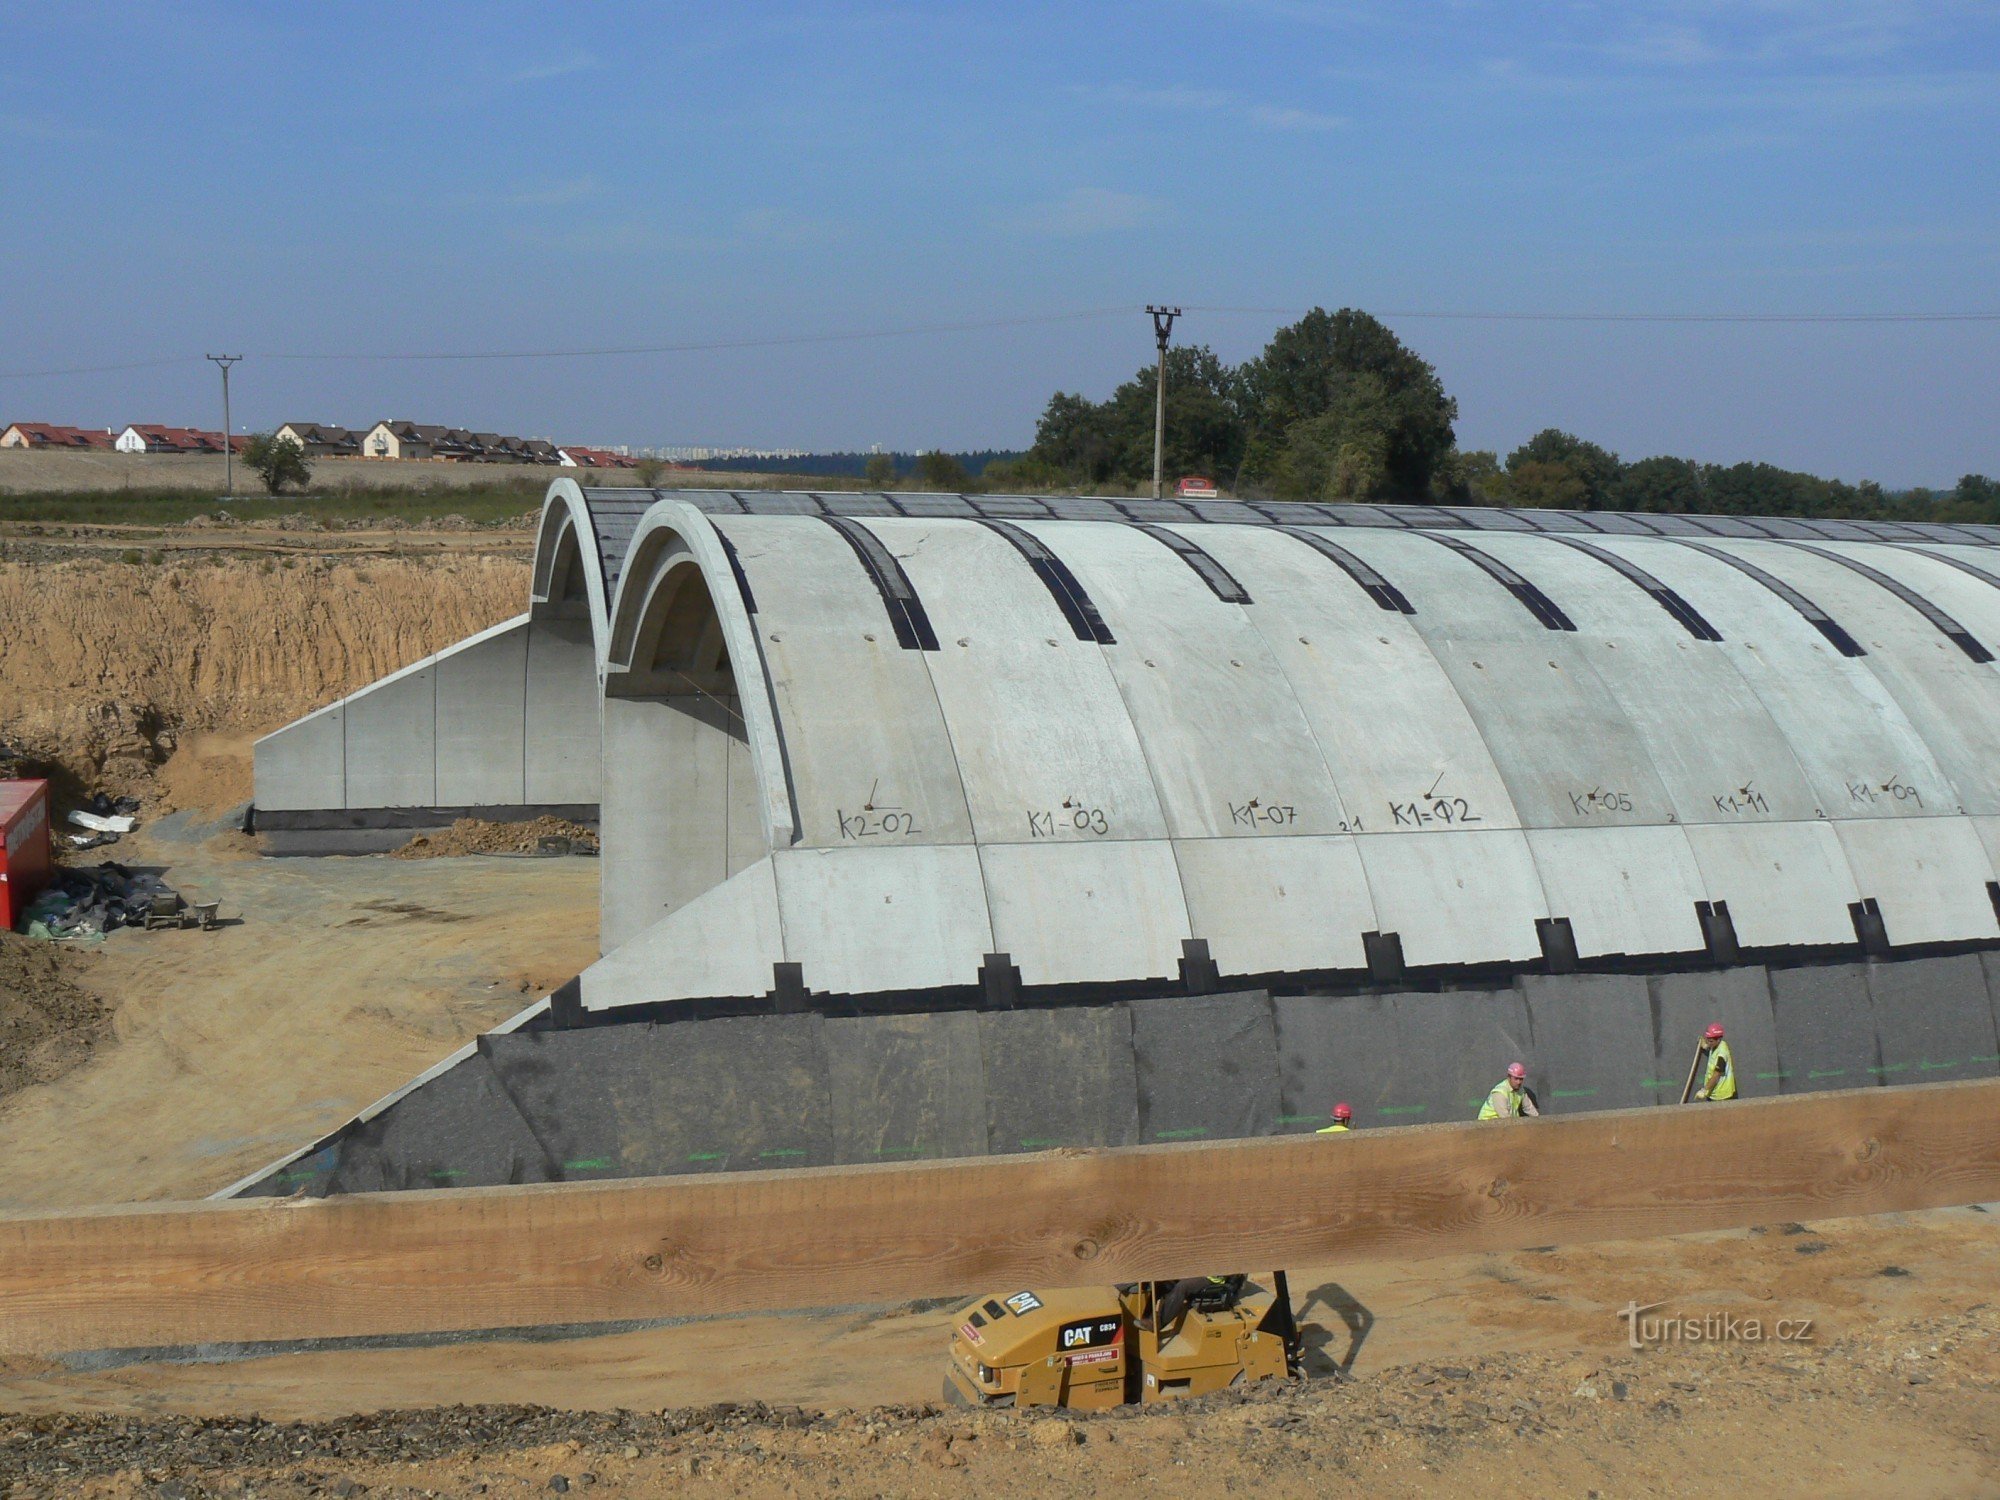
[1175, 475, 1219, 498]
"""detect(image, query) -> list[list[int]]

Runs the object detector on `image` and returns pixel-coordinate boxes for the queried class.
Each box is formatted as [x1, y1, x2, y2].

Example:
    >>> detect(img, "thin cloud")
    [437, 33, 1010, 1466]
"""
[1079, 81, 1347, 133]
[479, 175, 605, 209]
[1004, 187, 1171, 238]
[505, 53, 599, 84]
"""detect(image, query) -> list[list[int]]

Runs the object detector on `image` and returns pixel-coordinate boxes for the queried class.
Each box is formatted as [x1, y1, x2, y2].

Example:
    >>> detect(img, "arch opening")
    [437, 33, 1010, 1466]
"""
[599, 543, 761, 954]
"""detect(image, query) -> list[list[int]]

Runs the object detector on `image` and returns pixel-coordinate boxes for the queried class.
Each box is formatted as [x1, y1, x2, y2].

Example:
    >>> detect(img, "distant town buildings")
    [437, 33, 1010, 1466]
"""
[4, 417, 677, 471]
[0, 423, 115, 449]
[115, 424, 246, 455]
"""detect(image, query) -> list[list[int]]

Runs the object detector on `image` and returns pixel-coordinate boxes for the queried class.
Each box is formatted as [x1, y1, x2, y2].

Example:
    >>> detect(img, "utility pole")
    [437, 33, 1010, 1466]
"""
[206, 353, 243, 496]
[1146, 306, 1180, 499]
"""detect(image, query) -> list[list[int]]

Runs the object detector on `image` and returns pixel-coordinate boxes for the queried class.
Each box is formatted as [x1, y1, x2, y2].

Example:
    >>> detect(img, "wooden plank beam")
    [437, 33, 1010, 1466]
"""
[3, 1079, 1997, 1357]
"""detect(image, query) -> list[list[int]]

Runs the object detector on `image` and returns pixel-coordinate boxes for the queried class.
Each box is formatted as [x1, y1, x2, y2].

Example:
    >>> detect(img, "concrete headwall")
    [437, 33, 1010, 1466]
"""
[252, 613, 600, 847]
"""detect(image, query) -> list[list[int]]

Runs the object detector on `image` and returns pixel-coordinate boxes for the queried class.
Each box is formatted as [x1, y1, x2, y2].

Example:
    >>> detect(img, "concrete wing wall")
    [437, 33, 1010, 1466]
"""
[254, 614, 602, 819]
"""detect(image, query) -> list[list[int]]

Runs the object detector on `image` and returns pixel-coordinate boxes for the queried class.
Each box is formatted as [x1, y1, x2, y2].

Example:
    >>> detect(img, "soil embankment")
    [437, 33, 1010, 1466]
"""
[0, 547, 528, 804]
[0, 935, 107, 1103]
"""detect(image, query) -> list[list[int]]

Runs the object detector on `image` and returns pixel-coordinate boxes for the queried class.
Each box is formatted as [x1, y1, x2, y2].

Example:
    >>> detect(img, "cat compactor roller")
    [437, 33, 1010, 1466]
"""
[944, 1273, 1302, 1410]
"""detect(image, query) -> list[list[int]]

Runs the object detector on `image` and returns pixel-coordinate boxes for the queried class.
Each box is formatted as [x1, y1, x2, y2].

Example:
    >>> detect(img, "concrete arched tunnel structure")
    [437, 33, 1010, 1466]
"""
[234, 484, 2000, 1195]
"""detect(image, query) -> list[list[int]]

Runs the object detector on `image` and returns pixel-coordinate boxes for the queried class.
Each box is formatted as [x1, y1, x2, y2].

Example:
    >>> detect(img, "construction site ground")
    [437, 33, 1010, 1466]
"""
[1, 520, 1996, 1495]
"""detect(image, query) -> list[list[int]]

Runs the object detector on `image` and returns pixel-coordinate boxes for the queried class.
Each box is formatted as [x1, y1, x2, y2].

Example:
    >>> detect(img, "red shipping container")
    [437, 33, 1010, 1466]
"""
[1, 778, 53, 930]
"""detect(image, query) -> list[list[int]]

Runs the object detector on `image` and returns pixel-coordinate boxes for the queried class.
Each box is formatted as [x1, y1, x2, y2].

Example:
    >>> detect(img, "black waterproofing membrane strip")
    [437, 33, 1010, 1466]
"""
[1131, 523, 1254, 604]
[1275, 526, 1416, 614]
[818, 515, 941, 650]
[1538, 532, 1723, 641]
[1779, 541, 1994, 664]
[1412, 531, 1577, 631]
[1667, 538, 1866, 657]
[977, 519, 1117, 643]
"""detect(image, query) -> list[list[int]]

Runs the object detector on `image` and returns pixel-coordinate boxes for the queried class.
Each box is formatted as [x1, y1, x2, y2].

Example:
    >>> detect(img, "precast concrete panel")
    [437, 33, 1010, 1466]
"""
[1470, 534, 1819, 824]
[1271, 992, 1396, 1130]
[1769, 963, 1880, 1093]
[1171, 835, 1377, 976]
[1021, 521, 1351, 837]
[343, 661, 437, 808]
[1647, 968, 1781, 1103]
[433, 617, 529, 807]
[1388, 988, 1534, 1122]
[724, 725, 764, 877]
[1594, 538, 1950, 822]
[823, 1011, 988, 1162]
[977, 1005, 1139, 1153]
[1194, 525, 1522, 834]
[866, 519, 1170, 845]
[718, 516, 971, 849]
[1679, 822, 1862, 949]
[1518, 974, 1655, 1113]
[771, 844, 993, 995]
[1331, 530, 1675, 830]
[1723, 540, 2000, 814]
[978, 840, 1191, 986]
[1832, 817, 1999, 947]
[1829, 543, 2000, 654]
[1865, 954, 2000, 1085]
[1355, 828, 1549, 967]
[252, 703, 345, 811]
[579, 859, 784, 1010]
[1524, 826, 1707, 957]
[1129, 992, 1281, 1144]
[599, 695, 737, 952]
[524, 616, 601, 805]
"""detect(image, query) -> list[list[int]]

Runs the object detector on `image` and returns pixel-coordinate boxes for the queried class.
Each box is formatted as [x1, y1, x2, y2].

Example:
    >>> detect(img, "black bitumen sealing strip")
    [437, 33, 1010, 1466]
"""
[581, 487, 2000, 550]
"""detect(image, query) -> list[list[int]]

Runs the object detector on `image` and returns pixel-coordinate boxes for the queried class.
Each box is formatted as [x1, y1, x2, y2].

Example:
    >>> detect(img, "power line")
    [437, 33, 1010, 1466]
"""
[1185, 305, 2000, 325]
[4, 303, 1995, 381]
[253, 306, 1140, 364]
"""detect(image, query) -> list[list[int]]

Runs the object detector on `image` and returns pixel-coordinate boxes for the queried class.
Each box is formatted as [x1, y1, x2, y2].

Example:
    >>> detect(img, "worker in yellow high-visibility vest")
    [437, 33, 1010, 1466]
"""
[1316, 1102, 1354, 1134]
[1479, 1062, 1540, 1120]
[1694, 1024, 1736, 1101]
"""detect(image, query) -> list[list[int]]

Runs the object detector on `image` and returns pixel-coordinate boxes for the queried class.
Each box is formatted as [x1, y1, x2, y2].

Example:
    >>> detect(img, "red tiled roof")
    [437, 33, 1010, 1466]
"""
[4, 423, 115, 449]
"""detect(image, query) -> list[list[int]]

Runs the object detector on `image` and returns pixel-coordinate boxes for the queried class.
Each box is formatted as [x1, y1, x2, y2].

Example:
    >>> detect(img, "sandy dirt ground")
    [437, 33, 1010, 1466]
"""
[0, 1211, 1993, 1495]
[0, 822, 600, 1211]
[0, 451, 633, 495]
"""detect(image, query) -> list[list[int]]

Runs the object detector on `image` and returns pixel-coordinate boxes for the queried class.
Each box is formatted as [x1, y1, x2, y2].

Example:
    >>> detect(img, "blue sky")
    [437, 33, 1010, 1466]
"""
[1, 1, 1996, 482]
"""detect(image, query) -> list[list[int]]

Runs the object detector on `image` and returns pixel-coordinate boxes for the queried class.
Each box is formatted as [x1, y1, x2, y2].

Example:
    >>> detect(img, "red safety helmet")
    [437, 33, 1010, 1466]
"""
[1507, 1062, 1527, 1080]
[1332, 1102, 1353, 1122]
[1705, 1023, 1726, 1040]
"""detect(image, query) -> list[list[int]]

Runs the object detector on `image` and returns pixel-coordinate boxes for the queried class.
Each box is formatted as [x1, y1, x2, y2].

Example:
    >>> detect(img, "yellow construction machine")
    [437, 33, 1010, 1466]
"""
[944, 1273, 1303, 1409]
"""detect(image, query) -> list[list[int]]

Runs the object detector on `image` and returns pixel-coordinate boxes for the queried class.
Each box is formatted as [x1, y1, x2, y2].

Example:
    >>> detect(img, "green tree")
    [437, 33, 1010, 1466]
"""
[863, 453, 897, 488]
[1025, 345, 1245, 489]
[633, 456, 668, 486]
[1238, 308, 1457, 497]
[1610, 455, 1704, 513]
[1505, 429, 1621, 510]
[913, 450, 972, 490]
[1436, 448, 1504, 505]
[241, 432, 312, 495]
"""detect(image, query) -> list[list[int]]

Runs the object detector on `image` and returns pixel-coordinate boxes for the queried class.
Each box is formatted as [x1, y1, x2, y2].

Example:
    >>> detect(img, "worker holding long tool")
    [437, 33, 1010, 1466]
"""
[1478, 1062, 1539, 1120]
[1691, 1023, 1736, 1102]
[1316, 1102, 1354, 1134]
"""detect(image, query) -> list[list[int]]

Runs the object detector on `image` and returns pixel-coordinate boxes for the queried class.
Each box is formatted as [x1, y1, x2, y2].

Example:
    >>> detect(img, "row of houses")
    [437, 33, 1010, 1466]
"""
[0, 422, 245, 454]
[2, 420, 639, 470]
[277, 422, 637, 469]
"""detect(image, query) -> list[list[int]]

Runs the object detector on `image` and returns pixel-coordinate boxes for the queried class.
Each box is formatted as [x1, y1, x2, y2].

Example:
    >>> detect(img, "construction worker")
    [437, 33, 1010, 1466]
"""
[1316, 1102, 1354, 1134]
[1694, 1023, 1736, 1101]
[1479, 1062, 1539, 1121]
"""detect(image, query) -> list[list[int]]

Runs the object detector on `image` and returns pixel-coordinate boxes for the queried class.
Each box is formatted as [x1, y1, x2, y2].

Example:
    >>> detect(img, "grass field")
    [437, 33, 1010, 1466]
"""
[0, 482, 553, 527]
